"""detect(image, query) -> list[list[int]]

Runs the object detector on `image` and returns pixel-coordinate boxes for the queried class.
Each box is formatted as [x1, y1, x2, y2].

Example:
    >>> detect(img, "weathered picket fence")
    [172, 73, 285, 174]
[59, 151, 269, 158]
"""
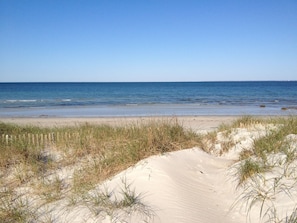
[1, 132, 79, 147]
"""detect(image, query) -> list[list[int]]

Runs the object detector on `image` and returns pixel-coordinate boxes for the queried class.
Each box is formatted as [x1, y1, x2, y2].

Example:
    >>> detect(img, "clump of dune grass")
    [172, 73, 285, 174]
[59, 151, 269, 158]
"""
[84, 178, 154, 221]
[252, 117, 297, 162]
[237, 159, 267, 184]
[196, 116, 267, 155]
[230, 116, 264, 128]
[0, 187, 36, 223]
[236, 117, 297, 182]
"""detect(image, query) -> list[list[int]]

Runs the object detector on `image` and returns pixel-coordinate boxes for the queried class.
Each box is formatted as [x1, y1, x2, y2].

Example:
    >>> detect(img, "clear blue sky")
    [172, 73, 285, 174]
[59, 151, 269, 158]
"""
[0, 0, 296, 82]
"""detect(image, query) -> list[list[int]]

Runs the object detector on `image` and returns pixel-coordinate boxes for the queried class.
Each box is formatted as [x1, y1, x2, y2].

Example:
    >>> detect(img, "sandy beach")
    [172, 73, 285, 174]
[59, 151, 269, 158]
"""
[0, 115, 238, 131]
[1, 115, 296, 223]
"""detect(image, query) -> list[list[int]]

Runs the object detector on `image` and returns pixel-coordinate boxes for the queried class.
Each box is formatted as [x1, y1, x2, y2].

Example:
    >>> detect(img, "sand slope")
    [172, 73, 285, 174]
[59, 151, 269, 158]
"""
[98, 148, 245, 223]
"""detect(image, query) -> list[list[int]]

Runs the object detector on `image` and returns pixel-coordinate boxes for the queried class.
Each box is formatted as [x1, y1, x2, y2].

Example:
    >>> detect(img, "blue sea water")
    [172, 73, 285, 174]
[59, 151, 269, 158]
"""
[0, 82, 296, 117]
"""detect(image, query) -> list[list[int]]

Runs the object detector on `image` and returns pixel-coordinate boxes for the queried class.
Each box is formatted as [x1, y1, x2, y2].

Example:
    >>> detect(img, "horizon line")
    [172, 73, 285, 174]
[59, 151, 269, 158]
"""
[1, 80, 296, 84]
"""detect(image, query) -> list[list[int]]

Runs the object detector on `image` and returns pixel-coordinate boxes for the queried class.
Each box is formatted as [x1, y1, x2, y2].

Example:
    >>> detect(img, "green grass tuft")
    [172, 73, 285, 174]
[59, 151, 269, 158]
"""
[238, 159, 266, 185]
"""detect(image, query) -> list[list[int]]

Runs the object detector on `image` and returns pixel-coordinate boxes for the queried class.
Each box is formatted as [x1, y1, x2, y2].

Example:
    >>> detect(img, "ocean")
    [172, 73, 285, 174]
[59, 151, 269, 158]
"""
[0, 81, 296, 117]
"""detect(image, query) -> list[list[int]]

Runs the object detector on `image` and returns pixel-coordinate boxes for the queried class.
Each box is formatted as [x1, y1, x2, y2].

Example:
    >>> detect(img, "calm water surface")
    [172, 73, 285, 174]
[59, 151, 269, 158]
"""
[0, 81, 296, 117]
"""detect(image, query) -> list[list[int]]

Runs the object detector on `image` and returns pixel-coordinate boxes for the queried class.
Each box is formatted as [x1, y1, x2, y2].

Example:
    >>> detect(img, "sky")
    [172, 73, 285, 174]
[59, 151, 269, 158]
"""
[0, 0, 296, 82]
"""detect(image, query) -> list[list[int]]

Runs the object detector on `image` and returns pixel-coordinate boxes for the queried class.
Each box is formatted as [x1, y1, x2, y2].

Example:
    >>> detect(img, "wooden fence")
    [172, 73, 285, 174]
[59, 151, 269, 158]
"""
[1, 132, 79, 147]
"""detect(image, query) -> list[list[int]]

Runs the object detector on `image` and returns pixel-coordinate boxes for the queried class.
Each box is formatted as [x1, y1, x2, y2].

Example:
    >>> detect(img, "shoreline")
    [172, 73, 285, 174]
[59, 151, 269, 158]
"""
[0, 103, 295, 118]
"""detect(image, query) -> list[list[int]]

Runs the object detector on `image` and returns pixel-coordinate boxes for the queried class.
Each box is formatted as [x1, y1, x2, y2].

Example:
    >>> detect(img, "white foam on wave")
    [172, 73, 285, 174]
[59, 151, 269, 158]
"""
[19, 100, 37, 102]
[125, 103, 138, 106]
[5, 100, 37, 103]
[5, 100, 17, 103]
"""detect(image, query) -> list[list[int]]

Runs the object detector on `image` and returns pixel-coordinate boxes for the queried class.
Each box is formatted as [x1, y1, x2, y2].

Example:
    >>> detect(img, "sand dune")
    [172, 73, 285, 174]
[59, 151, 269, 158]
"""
[98, 148, 245, 223]
[48, 148, 244, 223]
[2, 116, 296, 223]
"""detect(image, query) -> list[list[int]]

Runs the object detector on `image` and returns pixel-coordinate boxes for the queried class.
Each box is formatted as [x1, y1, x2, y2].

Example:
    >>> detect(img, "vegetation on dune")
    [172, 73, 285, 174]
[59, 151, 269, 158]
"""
[191, 115, 297, 222]
[1, 116, 297, 222]
[0, 119, 201, 222]
[236, 116, 297, 181]
[232, 116, 297, 223]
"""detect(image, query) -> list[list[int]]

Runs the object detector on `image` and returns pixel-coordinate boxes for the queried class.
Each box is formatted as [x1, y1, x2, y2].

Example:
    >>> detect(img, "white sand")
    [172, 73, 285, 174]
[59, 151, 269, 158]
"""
[43, 148, 244, 223]
[97, 148, 245, 223]
[0, 116, 238, 131]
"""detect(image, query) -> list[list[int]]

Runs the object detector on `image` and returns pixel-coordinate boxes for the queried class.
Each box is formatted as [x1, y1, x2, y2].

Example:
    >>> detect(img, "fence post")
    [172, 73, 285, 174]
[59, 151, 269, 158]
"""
[44, 134, 48, 146]
[32, 134, 35, 146]
[5, 135, 9, 145]
[40, 134, 43, 147]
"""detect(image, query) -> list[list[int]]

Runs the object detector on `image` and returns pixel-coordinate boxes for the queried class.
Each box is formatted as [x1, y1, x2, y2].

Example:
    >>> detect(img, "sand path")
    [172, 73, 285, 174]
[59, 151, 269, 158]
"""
[97, 148, 244, 223]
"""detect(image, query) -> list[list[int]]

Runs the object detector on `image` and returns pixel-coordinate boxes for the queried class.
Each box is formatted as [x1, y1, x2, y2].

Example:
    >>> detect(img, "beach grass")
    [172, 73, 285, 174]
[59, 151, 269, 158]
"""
[227, 116, 297, 222]
[0, 119, 201, 222]
[190, 115, 297, 222]
[236, 116, 297, 179]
